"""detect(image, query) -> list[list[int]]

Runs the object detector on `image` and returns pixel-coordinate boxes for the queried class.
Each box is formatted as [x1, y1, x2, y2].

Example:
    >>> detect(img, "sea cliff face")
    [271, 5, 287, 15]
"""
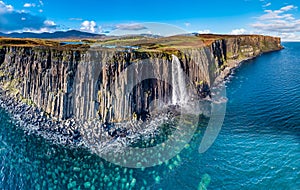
[0, 35, 282, 125]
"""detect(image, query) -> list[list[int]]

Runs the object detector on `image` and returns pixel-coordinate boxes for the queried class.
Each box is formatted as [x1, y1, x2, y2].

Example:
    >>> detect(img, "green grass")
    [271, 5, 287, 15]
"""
[0, 37, 60, 47]
[0, 34, 281, 54]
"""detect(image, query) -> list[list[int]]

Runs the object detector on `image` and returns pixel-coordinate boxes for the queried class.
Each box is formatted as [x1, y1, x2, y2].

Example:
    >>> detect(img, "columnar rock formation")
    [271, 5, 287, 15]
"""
[0, 35, 282, 124]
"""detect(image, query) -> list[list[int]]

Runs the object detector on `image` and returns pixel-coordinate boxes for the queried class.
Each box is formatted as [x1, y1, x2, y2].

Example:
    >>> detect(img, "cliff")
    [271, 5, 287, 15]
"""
[0, 35, 282, 125]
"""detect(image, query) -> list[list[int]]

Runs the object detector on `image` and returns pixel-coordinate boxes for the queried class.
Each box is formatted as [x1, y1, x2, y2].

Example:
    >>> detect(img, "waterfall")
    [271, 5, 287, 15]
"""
[171, 55, 188, 105]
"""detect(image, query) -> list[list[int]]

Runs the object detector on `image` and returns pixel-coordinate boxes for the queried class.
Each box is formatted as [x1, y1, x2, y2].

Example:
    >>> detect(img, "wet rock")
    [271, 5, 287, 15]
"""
[73, 167, 81, 172]
[0, 36, 283, 151]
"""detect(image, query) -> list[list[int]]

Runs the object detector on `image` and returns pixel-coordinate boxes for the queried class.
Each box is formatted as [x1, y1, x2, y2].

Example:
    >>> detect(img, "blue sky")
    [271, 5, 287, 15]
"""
[0, 0, 300, 40]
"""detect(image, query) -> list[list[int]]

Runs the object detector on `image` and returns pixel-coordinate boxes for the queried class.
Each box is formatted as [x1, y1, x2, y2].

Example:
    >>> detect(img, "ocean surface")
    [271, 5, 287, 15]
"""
[0, 42, 299, 189]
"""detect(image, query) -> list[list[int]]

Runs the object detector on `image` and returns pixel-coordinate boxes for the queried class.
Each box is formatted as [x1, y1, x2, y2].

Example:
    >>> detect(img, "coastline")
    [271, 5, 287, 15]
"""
[0, 88, 83, 147]
[0, 45, 283, 149]
[0, 84, 174, 150]
[216, 48, 283, 85]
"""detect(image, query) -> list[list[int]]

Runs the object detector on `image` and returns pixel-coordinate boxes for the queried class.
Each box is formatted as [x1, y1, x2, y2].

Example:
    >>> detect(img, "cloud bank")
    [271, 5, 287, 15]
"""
[115, 23, 147, 31]
[251, 5, 300, 40]
[80, 20, 97, 33]
[230, 28, 247, 35]
[0, 1, 56, 33]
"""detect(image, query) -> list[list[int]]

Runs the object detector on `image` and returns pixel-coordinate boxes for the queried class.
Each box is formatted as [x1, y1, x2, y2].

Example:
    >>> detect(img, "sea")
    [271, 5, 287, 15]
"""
[0, 42, 299, 189]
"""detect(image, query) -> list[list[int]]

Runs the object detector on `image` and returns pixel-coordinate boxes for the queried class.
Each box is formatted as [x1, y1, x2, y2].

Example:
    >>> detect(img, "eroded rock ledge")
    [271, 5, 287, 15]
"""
[0, 35, 282, 143]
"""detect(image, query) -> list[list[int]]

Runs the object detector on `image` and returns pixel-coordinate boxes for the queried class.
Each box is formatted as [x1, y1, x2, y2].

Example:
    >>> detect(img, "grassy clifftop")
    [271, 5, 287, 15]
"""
[0, 34, 282, 52]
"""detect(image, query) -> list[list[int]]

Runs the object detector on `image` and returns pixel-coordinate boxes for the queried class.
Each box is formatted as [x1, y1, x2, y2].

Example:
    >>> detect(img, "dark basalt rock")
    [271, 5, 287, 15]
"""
[0, 35, 283, 145]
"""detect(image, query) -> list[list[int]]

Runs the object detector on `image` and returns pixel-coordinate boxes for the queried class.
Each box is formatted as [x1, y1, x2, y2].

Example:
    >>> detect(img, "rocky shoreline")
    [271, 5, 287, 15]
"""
[0, 35, 283, 150]
[215, 55, 255, 85]
[0, 86, 177, 151]
[0, 88, 83, 147]
[0, 56, 243, 150]
[0, 51, 274, 150]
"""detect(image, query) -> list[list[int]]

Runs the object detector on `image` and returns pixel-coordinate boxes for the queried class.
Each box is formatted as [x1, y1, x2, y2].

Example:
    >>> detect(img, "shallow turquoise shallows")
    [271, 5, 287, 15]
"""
[0, 42, 299, 190]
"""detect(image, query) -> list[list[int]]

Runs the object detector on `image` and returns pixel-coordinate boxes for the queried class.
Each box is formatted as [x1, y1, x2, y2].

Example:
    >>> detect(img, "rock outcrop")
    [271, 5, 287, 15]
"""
[0, 35, 282, 125]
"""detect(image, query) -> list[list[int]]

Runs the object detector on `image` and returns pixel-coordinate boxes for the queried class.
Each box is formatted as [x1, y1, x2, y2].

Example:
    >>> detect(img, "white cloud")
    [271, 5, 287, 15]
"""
[39, 9, 43, 13]
[251, 4, 300, 41]
[80, 20, 97, 33]
[230, 28, 247, 35]
[0, 1, 14, 13]
[98, 26, 103, 33]
[44, 20, 56, 26]
[198, 29, 211, 34]
[184, 22, 191, 27]
[69, 18, 83, 21]
[263, 3, 271, 7]
[0, 1, 56, 32]
[115, 23, 147, 31]
[259, 11, 295, 20]
[23, 3, 31, 7]
[252, 5, 300, 33]
[280, 5, 297, 12]
[147, 31, 153, 35]
[258, 5, 297, 20]
[24, 3, 36, 8]
[5, 4, 13, 11]
[21, 27, 55, 33]
[39, 0, 44, 6]
[279, 33, 300, 41]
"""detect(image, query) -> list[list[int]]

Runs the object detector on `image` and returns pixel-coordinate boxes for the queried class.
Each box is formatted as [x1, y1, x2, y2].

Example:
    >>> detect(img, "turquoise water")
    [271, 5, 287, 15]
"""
[1, 42, 300, 189]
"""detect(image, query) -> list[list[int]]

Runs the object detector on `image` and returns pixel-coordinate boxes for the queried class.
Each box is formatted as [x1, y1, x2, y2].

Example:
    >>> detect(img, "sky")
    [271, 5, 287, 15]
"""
[0, 0, 300, 40]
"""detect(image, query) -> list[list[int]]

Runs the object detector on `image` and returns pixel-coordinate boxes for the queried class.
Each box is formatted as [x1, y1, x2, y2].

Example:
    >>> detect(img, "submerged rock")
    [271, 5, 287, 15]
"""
[84, 181, 91, 188]
[197, 173, 211, 190]
[67, 181, 77, 189]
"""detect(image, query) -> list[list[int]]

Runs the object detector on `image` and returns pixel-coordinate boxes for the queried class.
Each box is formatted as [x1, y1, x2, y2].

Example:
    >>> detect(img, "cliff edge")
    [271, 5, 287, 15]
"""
[0, 34, 282, 132]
